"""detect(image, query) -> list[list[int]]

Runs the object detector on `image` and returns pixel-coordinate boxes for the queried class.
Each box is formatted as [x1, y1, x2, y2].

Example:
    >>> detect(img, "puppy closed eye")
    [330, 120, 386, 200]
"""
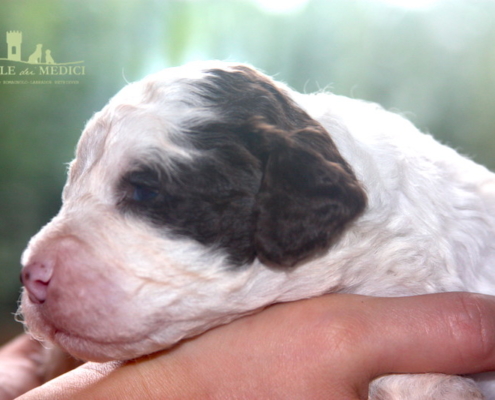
[121, 167, 161, 204]
[132, 184, 159, 202]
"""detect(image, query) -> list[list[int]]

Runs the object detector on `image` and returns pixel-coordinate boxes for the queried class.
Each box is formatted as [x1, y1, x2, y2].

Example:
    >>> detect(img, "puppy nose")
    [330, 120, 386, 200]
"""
[20, 262, 53, 304]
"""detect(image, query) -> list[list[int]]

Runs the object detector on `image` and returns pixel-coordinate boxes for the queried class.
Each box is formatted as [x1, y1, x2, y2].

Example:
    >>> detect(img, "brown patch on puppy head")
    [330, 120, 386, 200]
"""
[181, 65, 367, 267]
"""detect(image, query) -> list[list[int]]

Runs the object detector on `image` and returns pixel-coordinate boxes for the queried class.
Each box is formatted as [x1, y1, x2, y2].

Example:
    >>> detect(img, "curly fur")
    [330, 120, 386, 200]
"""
[19, 61, 495, 399]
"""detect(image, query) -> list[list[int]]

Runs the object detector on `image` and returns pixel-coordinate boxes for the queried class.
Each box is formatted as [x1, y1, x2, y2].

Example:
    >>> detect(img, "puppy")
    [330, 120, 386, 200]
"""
[19, 61, 495, 399]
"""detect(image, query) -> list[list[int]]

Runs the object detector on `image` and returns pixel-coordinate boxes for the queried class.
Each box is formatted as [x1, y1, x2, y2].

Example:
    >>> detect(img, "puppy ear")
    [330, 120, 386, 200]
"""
[247, 121, 367, 268]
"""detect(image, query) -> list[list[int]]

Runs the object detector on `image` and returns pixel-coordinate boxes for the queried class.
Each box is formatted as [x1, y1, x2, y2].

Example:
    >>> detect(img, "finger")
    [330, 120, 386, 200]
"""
[16, 361, 124, 400]
[0, 335, 45, 400]
[358, 292, 495, 378]
[0, 334, 42, 359]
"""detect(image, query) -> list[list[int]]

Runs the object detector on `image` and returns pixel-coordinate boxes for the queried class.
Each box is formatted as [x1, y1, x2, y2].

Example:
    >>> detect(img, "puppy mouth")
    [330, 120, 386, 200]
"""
[53, 326, 143, 345]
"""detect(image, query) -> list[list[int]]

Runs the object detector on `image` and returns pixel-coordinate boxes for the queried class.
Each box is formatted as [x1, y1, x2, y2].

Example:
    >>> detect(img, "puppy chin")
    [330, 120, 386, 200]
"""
[52, 330, 163, 362]
[19, 291, 162, 362]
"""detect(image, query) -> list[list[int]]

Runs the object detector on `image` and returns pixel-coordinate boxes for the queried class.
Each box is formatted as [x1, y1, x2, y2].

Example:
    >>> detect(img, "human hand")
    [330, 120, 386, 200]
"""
[0, 335, 45, 400]
[5, 292, 495, 400]
[0, 334, 81, 400]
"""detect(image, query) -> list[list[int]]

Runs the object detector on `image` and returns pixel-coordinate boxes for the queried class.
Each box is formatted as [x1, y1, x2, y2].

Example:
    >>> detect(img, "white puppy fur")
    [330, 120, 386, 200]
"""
[19, 61, 495, 399]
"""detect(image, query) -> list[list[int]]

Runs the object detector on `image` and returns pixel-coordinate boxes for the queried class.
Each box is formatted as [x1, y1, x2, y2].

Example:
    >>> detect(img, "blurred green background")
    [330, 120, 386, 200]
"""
[1, 0, 495, 344]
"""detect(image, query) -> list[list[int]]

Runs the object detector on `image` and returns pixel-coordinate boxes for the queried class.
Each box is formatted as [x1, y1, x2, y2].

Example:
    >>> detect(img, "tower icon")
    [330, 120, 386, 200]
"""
[6, 31, 22, 62]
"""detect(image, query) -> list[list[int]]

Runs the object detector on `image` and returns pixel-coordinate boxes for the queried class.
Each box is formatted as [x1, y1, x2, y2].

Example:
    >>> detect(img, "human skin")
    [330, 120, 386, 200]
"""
[2, 292, 495, 400]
